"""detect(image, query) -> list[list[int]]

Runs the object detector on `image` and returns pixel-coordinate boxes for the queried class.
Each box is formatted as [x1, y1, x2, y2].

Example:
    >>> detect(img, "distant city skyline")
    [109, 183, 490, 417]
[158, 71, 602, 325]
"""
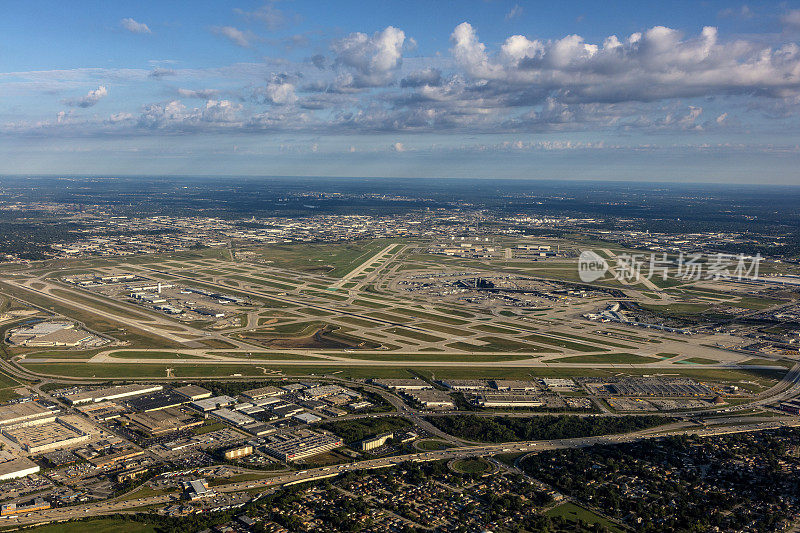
[3, 0, 800, 183]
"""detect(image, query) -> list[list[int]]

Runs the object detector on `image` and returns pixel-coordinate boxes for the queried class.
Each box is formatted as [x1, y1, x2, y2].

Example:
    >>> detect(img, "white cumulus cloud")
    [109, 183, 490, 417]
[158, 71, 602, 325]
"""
[332, 26, 406, 87]
[63, 86, 107, 108]
[121, 18, 151, 34]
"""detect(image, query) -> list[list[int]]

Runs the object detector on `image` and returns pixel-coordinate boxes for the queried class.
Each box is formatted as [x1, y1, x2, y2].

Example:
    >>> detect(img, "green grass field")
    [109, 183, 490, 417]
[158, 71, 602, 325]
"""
[545, 502, 623, 532]
[20, 518, 157, 533]
[550, 353, 661, 364]
[681, 357, 721, 364]
[384, 327, 445, 343]
[524, 333, 608, 352]
[108, 350, 206, 360]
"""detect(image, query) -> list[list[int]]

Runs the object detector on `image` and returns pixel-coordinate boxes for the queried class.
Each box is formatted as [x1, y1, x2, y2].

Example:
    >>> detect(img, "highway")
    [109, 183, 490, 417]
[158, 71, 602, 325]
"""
[7, 415, 799, 527]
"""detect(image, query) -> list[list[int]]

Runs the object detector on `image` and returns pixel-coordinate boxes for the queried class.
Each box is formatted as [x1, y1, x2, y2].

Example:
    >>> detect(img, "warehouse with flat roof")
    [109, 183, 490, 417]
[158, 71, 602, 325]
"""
[2, 418, 90, 453]
[240, 386, 283, 401]
[174, 385, 212, 401]
[61, 384, 163, 405]
[262, 430, 342, 462]
[0, 402, 57, 427]
[0, 457, 40, 481]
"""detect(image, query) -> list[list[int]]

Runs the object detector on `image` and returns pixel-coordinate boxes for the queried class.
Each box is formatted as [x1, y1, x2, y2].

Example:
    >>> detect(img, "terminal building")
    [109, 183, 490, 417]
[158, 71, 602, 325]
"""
[6, 321, 95, 347]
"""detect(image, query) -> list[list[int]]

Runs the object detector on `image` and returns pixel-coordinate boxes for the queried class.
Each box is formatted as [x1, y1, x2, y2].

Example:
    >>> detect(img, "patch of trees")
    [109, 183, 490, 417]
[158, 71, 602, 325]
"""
[426, 414, 666, 442]
[319, 416, 412, 444]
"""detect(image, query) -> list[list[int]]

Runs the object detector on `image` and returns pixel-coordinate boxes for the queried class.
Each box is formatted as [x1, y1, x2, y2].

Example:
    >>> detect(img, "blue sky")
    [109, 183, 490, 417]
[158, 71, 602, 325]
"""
[3, 0, 800, 183]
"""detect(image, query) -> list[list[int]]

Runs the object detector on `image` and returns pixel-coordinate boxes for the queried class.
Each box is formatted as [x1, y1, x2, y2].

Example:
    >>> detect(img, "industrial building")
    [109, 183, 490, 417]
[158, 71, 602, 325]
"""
[302, 385, 351, 400]
[0, 457, 40, 481]
[240, 386, 283, 402]
[490, 380, 540, 392]
[210, 408, 256, 427]
[173, 384, 212, 401]
[404, 390, 455, 409]
[191, 395, 236, 412]
[122, 408, 203, 436]
[371, 379, 432, 391]
[473, 393, 544, 408]
[126, 390, 187, 412]
[2, 418, 90, 453]
[182, 478, 215, 500]
[293, 412, 322, 424]
[0, 497, 50, 516]
[0, 401, 57, 426]
[61, 384, 163, 405]
[262, 430, 343, 462]
[439, 380, 490, 391]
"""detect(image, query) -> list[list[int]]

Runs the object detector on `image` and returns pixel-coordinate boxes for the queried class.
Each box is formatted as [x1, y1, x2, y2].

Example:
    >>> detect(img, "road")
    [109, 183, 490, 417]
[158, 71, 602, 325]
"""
[7, 415, 798, 527]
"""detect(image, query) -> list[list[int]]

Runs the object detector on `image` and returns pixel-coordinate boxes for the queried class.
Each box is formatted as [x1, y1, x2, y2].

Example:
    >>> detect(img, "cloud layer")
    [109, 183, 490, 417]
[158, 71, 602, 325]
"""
[7, 21, 800, 139]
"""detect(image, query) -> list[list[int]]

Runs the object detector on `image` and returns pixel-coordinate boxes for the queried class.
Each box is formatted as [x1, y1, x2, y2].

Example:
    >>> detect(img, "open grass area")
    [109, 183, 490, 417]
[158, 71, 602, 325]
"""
[227, 274, 295, 291]
[550, 353, 661, 364]
[741, 358, 796, 369]
[545, 502, 623, 532]
[19, 518, 157, 533]
[681, 357, 721, 364]
[339, 352, 531, 362]
[334, 316, 382, 327]
[383, 327, 445, 343]
[548, 331, 636, 348]
[414, 322, 476, 336]
[415, 439, 452, 451]
[108, 350, 206, 360]
[352, 298, 390, 309]
[20, 362, 272, 378]
[367, 311, 414, 323]
[449, 337, 551, 353]
[261, 320, 327, 335]
[639, 302, 713, 316]
[243, 239, 403, 277]
[471, 324, 521, 335]
[296, 307, 334, 316]
[524, 333, 607, 352]
[392, 307, 469, 325]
